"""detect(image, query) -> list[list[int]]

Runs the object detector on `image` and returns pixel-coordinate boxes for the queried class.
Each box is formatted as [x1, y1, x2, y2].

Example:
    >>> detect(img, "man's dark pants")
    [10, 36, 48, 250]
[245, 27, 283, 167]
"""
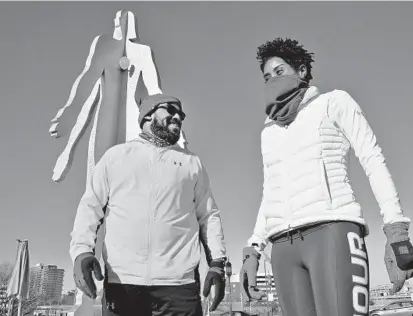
[102, 282, 203, 316]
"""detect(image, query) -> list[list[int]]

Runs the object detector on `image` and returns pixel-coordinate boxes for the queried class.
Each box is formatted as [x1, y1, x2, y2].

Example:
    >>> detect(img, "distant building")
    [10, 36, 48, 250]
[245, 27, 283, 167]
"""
[61, 290, 76, 306]
[256, 272, 279, 303]
[29, 264, 65, 304]
[228, 272, 279, 305]
[34, 305, 88, 316]
[370, 284, 413, 310]
[223, 275, 242, 302]
[370, 283, 411, 299]
[370, 284, 393, 299]
[256, 273, 274, 292]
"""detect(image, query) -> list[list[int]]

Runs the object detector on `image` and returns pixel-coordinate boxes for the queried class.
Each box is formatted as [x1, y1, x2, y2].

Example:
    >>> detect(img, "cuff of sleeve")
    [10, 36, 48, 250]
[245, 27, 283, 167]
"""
[210, 258, 226, 268]
[70, 246, 94, 265]
[383, 221, 410, 241]
[211, 251, 227, 261]
[381, 217, 411, 233]
[382, 204, 411, 225]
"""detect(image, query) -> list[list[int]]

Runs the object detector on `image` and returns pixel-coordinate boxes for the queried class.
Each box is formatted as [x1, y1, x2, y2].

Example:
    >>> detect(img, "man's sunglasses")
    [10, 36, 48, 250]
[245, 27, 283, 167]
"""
[156, 103, 186, 120]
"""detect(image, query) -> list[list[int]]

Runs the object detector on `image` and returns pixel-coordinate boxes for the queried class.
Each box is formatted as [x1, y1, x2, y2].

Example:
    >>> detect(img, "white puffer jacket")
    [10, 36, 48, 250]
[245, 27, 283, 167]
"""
[248, 87, 410, 249]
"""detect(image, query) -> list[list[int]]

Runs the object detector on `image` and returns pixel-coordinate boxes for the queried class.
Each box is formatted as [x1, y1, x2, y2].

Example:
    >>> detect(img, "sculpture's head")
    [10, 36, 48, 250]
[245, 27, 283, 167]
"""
[113, 10, 139, 41]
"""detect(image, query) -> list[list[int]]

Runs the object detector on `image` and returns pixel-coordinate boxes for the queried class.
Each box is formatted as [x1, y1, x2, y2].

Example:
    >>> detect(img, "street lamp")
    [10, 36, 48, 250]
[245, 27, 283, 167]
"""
[225, 259, 232, 315]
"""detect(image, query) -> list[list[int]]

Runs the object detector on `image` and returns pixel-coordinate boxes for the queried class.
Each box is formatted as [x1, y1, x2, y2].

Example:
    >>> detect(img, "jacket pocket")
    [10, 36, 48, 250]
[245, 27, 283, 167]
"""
[320, 159, 332, 204]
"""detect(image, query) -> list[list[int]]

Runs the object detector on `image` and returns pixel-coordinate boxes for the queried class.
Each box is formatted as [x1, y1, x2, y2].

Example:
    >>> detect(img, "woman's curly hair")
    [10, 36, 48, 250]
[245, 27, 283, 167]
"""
[257, 38, 315, 82]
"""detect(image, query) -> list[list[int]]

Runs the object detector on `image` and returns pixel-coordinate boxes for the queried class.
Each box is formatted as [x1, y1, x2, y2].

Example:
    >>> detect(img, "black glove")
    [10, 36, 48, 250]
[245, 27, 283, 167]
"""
[73, 252, 104, 299]
[240, 246, 265, 301]
[203, 259, 226, 312]
[383, 222, 413, 293]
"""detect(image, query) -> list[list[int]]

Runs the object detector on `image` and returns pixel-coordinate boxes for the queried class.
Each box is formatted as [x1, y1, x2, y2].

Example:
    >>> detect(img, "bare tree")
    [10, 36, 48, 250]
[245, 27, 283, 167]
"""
[0, 262, 13, 316]
[0, 262, 13, 289]
[7, 296, 39, 316]
[0, 262, 42, 316]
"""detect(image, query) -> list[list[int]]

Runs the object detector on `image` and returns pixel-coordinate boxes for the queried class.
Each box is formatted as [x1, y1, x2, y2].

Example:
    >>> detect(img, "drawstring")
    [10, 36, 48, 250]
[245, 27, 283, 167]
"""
[287, 229, 305, 244]
[271, 223, 335, 244]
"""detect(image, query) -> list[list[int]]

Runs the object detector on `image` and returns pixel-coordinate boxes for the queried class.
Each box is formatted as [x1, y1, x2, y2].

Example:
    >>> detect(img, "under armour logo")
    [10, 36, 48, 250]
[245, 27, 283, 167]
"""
[107, 302, 115, 310]
[398, 246, 409, 255]
[356, 110, 365, 117]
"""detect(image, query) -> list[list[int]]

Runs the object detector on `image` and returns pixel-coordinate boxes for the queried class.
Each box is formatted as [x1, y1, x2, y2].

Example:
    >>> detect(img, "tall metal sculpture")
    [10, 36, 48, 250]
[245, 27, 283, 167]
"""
[49, 10, 188, 183]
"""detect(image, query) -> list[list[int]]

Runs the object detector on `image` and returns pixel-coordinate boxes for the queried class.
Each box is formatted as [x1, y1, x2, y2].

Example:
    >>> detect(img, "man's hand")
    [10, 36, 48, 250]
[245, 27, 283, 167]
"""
[203, 259, 226, 312]
[73, 252, 104, 299]
[240, 246, 265, 301]
[383, 222, 413, 293]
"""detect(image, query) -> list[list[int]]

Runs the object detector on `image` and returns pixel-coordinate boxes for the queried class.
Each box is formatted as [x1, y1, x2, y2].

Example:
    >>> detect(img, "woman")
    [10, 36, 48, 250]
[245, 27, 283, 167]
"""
[241, 38, 413, 316]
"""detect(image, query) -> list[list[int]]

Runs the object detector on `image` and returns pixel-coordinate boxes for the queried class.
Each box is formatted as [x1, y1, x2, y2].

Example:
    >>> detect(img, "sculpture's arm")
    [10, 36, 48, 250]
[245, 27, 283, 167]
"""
[49, 35, 106, 137]
[140, 45, 162, 95]
[52, 78, 102, 183]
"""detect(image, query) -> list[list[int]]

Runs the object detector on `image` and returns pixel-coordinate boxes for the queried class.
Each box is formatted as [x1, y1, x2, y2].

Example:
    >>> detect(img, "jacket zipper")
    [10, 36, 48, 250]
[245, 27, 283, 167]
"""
[284, 157, 292, 230]
[146, 148, 158, 285]
[320, 159, 332, 203]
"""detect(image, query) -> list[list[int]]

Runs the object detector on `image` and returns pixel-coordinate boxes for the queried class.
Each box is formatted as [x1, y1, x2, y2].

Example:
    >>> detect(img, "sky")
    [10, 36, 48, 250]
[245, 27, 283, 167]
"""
[0, 1, 413, 291]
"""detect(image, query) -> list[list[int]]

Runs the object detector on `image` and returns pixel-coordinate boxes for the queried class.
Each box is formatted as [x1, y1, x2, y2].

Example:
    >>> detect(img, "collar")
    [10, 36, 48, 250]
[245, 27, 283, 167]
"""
[264, 86, 321, 125]
[137, 132, 177, 148]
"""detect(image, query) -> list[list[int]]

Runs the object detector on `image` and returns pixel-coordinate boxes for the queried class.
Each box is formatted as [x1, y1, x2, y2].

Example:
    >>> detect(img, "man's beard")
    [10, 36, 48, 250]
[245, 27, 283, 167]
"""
[150, 116, 181, 145]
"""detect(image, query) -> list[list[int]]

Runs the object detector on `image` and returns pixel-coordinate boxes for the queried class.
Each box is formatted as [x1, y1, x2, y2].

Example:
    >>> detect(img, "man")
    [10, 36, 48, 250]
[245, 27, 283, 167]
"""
[69, 93, 227, 316]
[241, 38, 413, 316]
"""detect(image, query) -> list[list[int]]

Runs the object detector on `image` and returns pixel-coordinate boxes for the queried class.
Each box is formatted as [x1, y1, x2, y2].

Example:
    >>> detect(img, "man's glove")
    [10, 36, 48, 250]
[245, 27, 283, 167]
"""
[240, 246, 265, 301]
[73, 252, 104, 299]
[383, 222, 413, 293]
[203, 259, 226, 312]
